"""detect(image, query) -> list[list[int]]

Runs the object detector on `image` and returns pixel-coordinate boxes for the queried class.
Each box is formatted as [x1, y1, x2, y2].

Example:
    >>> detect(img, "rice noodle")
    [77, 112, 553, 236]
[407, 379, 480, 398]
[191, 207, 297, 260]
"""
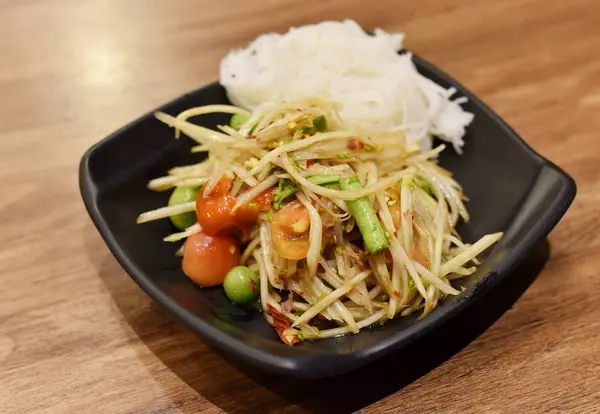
[220, 20, 474, 151]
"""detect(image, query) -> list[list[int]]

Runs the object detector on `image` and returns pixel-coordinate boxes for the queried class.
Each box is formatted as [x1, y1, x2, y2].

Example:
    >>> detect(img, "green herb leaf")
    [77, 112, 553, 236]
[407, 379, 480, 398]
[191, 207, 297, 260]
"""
[419, 180, 435, 197]
[273, 175, 341, 210]
[301, 115, 327, 136]
[313, 115, 327, 132]
[273, 179, 298, 210]
[248, 123, 258, 136]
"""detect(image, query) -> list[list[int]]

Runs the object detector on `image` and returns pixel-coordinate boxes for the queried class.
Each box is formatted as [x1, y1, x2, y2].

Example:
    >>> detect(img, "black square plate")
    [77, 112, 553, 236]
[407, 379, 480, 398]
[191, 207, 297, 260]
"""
[79, 55, 576, 378]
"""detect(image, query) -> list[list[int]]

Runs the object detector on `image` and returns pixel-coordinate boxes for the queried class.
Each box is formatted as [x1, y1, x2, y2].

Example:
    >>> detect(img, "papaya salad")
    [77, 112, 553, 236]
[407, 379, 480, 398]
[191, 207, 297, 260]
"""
[136, 98, 502, 345]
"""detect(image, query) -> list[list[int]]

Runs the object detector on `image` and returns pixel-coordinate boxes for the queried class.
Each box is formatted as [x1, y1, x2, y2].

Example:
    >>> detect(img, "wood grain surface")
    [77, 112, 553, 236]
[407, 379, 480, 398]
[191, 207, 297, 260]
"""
[1, 0, 599, 412]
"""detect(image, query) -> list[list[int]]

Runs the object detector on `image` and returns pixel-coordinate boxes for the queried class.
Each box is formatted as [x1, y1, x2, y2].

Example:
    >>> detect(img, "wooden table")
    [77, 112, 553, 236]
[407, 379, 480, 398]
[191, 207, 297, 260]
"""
[2, 0, 599, 412]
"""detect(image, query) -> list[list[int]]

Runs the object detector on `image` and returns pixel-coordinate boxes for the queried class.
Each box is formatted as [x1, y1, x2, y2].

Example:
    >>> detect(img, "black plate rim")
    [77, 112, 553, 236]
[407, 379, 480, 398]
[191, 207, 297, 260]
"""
[79, 56, 577, 377]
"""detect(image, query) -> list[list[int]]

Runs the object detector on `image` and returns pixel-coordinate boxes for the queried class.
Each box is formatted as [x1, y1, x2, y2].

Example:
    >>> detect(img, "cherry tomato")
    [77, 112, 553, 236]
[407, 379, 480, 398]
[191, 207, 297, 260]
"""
[206, 177, 232, 197]
[389, 203, 401, 231]
[412, 231, 429, 268]
[232, 187, 275, 227]
[383, 249, 393, 264]
[321, 226, 335, 248]
[253, 187, 274, 212]
[182, 232, 240, 286]
[383, 235, 428, 268]
[197, 183, 273, 237]
[413, 247, 429, 268]
[195, 195, 237, 236]
[234, 204, 260, 225]
[271, 201, 311, 260]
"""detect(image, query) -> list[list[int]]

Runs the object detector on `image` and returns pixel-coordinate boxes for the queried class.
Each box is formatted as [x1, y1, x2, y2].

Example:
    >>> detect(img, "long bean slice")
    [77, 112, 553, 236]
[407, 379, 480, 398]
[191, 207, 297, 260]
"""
[340, 177, 388, 254]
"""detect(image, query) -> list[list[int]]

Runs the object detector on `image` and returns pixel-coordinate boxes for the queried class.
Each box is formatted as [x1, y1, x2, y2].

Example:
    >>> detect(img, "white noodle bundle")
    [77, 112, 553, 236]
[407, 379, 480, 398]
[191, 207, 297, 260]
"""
[220, 20, 473, 152]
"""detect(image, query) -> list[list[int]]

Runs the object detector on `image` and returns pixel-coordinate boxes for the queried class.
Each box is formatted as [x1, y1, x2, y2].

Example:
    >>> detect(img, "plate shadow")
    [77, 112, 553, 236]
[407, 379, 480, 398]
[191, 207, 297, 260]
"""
[90, 224, 549, 413]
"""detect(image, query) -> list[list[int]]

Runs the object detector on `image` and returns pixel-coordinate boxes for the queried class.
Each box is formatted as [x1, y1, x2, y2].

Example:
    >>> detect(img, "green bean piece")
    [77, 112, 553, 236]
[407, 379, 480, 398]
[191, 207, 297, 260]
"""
[302, 115, 328, 135]
[273, 179, 297, 211]
[340, 177, 388, 254]
[312, 115, 327, 132]
[308, 174, 339, 186]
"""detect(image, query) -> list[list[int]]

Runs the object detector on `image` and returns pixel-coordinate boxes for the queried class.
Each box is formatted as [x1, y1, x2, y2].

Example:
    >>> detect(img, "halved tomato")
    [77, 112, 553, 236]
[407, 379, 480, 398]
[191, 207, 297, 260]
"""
[195, 195, 238, 236]
[252, 187, 275, 212]
[207, 177, 233, 197]
[271, 201, 311, 260]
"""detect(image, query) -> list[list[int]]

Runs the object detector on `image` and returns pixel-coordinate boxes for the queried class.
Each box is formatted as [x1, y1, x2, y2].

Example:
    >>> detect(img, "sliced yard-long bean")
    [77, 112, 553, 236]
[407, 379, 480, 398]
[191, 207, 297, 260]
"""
[340, 177, 388, 254]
